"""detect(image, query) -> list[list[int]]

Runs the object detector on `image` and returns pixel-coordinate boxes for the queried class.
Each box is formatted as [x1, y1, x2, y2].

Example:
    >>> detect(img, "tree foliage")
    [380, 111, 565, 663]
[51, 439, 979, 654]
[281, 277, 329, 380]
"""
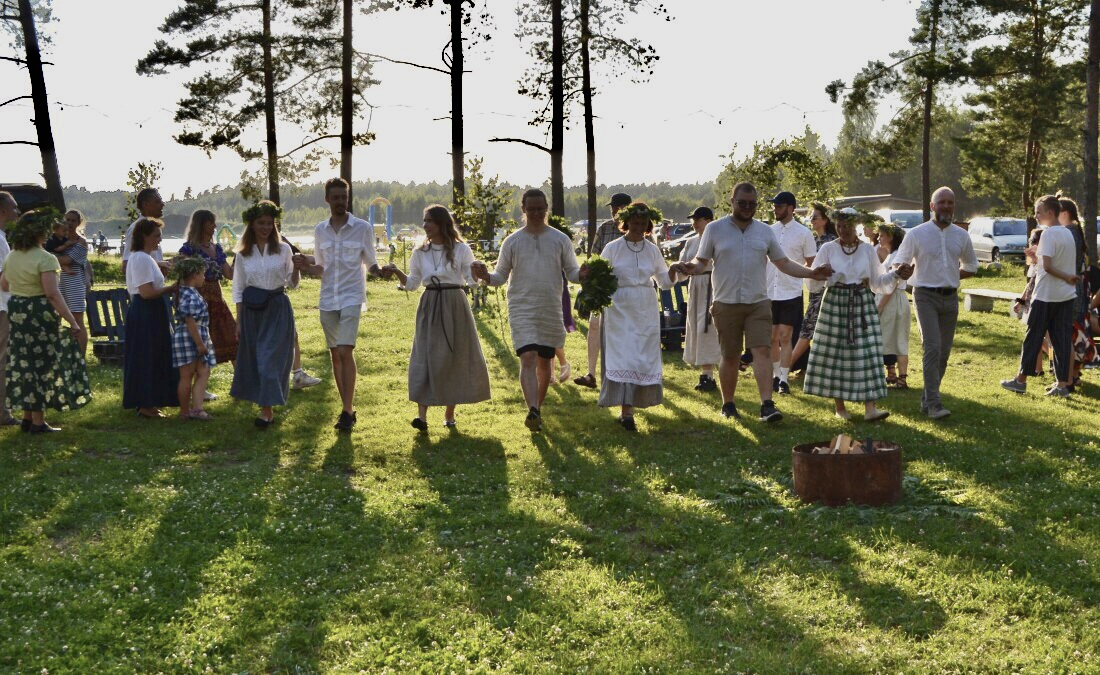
[450, 156, 518, 242]
[124, 161, 163, 226]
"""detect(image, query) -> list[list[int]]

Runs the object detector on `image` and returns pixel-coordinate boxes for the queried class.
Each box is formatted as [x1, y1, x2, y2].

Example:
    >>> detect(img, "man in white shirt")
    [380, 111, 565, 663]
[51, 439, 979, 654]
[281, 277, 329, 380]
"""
[766, 191, 817, 395]
[679, 182, 831, 422]
[120, 188, 165, 274]
[0, 191, 20, 426]
[1001, 195, 1080, 397]
[299, 177, 383, 432]
[893, 186, 979, 419]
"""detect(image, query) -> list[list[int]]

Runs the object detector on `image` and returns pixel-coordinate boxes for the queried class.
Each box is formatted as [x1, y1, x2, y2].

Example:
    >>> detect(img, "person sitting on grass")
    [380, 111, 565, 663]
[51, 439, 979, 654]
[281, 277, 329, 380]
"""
[171, 256, 217, 420]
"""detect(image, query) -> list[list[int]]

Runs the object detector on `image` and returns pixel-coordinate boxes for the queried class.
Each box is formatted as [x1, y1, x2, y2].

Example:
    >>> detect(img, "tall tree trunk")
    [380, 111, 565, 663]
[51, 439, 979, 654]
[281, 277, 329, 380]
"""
[261, 0, 280, 205]
[18, 0, 63, 210]
[1086, 0, 1100, 265]
[581, 0, 597, 254]
[550, 0, 565, 217]
[450, 0, 465, 203]
[921, 0, 941, 222]
[341, 0, 354, 212]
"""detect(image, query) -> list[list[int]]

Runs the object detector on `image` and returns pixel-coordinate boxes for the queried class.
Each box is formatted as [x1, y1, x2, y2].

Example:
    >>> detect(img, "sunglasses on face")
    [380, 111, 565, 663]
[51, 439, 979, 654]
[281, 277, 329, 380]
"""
[734, 200, 758, 208]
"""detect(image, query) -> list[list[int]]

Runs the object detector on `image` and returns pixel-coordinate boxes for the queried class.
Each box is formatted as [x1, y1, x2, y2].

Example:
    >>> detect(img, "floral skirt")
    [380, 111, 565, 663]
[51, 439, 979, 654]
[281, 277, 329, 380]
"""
[6, 296, 91, 412]
[199, 279, 238, 363]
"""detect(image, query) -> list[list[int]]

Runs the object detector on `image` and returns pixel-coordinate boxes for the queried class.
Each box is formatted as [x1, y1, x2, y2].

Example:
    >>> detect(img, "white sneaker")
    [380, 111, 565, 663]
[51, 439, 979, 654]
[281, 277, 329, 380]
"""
[203, 391, 218, 401]
[292, 369, 322, 389]
[557, 362, 572, 383]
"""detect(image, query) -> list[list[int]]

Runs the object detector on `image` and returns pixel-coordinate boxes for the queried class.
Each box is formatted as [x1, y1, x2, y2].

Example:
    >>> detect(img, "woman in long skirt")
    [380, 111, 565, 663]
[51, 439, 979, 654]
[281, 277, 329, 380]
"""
[230, 201, 299, 427]
[676, 207, 720, 391]
[123, 218, 179, 418]
[386, 204, 491, 430]
[875, 224, 911, 388]
[53, 209, 90, 354]
[0, 210, 90, 432]
[598, 202, 676, 431]
[179, 209, 238, 364]
[804, 209, 895, 421]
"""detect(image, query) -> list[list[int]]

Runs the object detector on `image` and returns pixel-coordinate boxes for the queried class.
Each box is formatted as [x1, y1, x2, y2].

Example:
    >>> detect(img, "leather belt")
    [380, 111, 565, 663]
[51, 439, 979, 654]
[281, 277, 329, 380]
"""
[917, 286, 958, 295]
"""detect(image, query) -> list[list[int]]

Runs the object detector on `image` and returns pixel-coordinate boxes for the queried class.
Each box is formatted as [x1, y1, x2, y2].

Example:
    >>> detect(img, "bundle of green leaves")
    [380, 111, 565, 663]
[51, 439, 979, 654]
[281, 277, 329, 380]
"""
[575, 256, 618, 316]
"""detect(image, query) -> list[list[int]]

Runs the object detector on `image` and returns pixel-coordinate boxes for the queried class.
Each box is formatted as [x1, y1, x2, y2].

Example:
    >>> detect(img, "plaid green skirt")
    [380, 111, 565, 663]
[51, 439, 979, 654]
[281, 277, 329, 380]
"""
[804, 284, 887, 402]
[6, 295, 91, 412]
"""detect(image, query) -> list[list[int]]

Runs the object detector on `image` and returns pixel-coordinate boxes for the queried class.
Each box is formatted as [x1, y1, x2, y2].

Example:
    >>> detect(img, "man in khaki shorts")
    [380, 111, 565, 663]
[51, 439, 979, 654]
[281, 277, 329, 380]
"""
[679, 182, 831, 422]
[299, 178, 383, 432]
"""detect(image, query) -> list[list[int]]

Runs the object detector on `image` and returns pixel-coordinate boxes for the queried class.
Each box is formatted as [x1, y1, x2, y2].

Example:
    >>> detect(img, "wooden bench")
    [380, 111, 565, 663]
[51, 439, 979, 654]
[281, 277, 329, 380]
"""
[86, 288, 130, 365]
[961, 288, 1019, 313]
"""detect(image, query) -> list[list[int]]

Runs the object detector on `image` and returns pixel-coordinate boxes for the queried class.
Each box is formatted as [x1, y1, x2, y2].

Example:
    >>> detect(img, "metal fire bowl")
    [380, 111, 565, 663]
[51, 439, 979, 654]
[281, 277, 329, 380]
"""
[792, 441, 903, 507]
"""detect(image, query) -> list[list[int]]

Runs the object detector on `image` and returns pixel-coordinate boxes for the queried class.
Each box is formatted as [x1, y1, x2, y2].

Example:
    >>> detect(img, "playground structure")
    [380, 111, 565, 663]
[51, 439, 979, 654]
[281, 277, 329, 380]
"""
[367, 196, 394, 244]
[217, 223, 237, 250]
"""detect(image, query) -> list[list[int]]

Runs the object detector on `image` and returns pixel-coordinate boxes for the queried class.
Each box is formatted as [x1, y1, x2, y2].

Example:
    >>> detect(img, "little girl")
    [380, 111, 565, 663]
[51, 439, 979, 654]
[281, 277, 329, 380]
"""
[171, 257, 217, 420]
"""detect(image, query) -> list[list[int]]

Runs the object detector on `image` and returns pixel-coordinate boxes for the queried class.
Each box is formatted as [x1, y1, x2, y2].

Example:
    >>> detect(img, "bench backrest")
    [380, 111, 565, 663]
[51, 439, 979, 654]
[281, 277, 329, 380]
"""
[86, 288, 130, 341]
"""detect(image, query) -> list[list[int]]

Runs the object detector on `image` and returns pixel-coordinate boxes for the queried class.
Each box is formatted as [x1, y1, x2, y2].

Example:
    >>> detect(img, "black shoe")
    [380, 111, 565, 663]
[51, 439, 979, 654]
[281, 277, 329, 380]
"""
[28, 422, 61, 433]
[772, 376, 780, 394]
[524, 407, 542, 432]
[334, 410, 356, 432]
[254, 417, 273, 429]
[721, 402, 741, 419]
[619, 415, 637, 431]
[695, 375, 717, 392]
[777, 380, 790, 395]
[20, 419, 31, 433]
[760, 400, 783, 423]
[411, 417, 428, 432]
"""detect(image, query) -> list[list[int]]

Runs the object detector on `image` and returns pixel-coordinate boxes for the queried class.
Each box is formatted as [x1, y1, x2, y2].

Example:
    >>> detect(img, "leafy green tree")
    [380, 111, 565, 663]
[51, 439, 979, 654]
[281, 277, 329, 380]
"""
[451, 157, 518, 244]
[124, 161, 163, 227]
[714, 129, 846, 220]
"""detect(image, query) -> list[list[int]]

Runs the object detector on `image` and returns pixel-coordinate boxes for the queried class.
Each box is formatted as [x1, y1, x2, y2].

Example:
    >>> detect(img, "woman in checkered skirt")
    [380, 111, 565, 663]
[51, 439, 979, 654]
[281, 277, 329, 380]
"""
[804, 209, 897, 422]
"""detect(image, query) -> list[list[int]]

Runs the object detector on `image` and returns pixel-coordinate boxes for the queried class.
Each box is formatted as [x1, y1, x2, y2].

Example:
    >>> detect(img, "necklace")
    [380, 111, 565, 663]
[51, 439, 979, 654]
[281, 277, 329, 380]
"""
[840, 240, 859, 256]
[624, 238, 645, 252]
[429, 243, 447, 269]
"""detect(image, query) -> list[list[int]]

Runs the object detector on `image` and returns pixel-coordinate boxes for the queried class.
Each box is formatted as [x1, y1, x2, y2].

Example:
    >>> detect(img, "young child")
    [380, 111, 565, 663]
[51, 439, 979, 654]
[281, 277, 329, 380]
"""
[171, 257, 217, 420]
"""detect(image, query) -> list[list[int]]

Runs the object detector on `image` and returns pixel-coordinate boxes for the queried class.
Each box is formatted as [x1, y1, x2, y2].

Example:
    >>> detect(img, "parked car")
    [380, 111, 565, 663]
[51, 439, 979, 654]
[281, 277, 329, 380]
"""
[873, 209, 925, 229]
[661, 230, 696, 260]
[967, 216, 1027, 262]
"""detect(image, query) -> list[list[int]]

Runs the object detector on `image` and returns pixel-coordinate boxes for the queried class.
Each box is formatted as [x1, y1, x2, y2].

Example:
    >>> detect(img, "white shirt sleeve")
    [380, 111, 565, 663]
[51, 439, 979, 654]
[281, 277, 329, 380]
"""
[487, 236, 514, 287]
[313, 226, 326, 270]
[405, 248, 425, 291]
[282, 243, 299, 290]
[650, 243, 673, 290]
[127, 252, 163, 290]
[562, 236, 581, 284]
[361, 226, 378, 270]
[231, 254, 245, 304]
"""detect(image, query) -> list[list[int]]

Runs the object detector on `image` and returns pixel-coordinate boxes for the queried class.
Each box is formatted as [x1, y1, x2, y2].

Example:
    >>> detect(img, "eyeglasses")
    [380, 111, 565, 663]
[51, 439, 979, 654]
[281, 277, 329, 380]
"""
[734, 200, 758, 208]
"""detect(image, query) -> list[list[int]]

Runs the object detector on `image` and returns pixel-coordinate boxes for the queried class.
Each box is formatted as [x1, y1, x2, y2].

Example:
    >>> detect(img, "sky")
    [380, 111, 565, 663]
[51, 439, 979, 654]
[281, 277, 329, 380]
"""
[1, 0, 922, 196]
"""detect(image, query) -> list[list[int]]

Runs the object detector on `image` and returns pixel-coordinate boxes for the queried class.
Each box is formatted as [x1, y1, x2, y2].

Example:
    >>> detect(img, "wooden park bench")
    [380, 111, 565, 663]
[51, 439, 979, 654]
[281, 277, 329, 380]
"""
[86, 287, 130, 365]
[658, 281, 688, 351]
[961, 288, 1019, 313]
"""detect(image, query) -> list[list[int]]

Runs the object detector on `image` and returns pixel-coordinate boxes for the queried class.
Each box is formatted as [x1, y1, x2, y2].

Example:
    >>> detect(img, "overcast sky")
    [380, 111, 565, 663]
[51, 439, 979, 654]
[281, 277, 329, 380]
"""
[1, 0, 920, 195]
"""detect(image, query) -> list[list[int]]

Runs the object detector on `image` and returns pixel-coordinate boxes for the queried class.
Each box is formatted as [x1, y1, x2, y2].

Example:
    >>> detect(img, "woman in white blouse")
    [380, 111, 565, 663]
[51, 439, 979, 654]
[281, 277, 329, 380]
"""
[875, 224, 911, 389]
[598, 202, 676, 431]
[385, 205, 491, 430]
[123, 218, 179, 418]
[804, 209, 895, 421]
[229, 201, 300, 427]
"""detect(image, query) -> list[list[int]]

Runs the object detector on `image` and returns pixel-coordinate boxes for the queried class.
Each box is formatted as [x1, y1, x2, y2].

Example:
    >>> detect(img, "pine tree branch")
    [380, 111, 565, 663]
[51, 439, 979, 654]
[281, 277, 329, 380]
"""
[489, 137, 551, 153]
[0, 95, 32, 108]
[0, 55, 52, 65]
[352, 49, 452, 75]
[0, 140, 38, 146]
[279, 134, 341, 158]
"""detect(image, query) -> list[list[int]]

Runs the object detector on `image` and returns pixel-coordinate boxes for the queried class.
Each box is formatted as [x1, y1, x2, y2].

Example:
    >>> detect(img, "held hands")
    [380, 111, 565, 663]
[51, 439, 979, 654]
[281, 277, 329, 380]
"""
[893, 262, 914, 280]
[197, 344, 209, 357]
[579, 263, 589, 282]
[470, 260, 490, 282]
[810, 263, 834, 281]
[677, 261, 701, 276]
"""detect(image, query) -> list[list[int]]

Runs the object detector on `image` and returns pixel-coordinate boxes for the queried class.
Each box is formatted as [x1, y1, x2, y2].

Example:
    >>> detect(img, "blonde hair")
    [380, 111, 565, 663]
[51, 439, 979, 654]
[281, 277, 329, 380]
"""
[184, 209, 217, 249]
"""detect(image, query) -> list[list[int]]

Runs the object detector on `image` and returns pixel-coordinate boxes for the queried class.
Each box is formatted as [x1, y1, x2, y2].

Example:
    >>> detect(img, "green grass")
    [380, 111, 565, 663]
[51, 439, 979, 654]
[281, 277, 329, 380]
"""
[2, 261, 1098, 672]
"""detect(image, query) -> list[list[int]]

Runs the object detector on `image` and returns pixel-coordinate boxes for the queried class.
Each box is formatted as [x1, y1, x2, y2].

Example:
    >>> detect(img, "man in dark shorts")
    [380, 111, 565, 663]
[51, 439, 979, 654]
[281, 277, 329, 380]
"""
[766, 191, 816, 395]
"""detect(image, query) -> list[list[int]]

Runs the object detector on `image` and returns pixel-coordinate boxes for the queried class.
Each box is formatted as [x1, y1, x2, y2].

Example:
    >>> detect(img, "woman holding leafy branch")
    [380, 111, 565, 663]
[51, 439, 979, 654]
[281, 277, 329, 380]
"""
[384, 205, 490, 431]
[597, 201, 677, 431]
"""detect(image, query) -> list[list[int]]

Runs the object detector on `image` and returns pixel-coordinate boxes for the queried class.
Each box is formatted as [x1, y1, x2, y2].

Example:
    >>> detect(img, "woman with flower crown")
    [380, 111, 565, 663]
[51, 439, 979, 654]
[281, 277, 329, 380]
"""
[597, 201, 677, 431]
[229, 200, 300, 427]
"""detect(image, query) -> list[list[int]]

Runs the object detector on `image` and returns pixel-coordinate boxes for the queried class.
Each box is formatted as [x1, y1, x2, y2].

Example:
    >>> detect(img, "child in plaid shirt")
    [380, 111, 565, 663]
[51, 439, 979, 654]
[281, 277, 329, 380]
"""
[171, 257, 217, 420]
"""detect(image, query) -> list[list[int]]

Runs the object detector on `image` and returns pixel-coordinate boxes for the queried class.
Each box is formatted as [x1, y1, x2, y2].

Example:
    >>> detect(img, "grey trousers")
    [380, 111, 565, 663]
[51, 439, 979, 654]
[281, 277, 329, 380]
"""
[0, 311, 10, 422]
[913, 288, 959, 410]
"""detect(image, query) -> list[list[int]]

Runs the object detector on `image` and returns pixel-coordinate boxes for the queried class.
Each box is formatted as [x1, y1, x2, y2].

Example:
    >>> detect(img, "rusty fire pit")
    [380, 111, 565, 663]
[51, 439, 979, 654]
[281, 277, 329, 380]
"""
[792, 440, 903, 506]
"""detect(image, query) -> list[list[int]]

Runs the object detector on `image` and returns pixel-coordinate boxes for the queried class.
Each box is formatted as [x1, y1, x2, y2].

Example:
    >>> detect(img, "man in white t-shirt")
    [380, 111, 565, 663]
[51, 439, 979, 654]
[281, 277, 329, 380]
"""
[0, 191, 20, 426]
[1000, 195, 1080, 397]
[299, 177, 382, 432]
[121, 187, 165, 274]
[679, 182, 831, 422]
[765, 191, 816, 395]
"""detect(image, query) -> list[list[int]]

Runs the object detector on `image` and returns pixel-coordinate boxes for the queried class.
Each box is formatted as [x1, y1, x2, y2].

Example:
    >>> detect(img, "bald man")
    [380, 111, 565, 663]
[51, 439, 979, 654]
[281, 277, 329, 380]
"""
[893, 187, 978, 419]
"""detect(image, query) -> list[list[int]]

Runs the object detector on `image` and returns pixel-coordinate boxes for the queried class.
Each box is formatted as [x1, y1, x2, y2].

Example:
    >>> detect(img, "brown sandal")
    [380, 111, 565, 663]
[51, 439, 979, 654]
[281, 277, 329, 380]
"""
[886, 372, 898, 386]
[895, 375, 908, 389]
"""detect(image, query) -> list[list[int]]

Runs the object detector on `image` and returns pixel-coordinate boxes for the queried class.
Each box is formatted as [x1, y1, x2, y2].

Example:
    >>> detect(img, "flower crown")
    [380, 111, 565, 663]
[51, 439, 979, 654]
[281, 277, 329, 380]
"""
[7, 207, 60, 248]
[615, 202, 663, 224]
[242, 201, 283, 224]
[173, 255, 208, 281]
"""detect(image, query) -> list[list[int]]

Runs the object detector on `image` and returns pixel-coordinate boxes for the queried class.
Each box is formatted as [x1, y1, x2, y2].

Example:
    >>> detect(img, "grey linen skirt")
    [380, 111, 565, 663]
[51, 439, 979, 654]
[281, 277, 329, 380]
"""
[231, 291, 295, 407]
[408, 285, 491, 406]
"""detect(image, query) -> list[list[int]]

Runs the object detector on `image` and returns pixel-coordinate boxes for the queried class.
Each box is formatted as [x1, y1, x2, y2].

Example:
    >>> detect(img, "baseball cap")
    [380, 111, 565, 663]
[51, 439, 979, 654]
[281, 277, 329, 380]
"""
[767, 191, 797, 207]
[689, 206, 714, 220]
[607, 193, 632, 208]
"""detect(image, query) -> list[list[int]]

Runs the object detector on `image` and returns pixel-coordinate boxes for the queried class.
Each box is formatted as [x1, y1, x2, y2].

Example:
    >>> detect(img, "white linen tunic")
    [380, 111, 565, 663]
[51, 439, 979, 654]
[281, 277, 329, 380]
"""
[600, 237, 673, 392]
[125, 251, 164, 296]
[676, 234, 721, 366]
[487, 227, 580, 349]
[812, 240, 895, 293]
[405, 242, 476, 290]
[231, 242, 299, 303]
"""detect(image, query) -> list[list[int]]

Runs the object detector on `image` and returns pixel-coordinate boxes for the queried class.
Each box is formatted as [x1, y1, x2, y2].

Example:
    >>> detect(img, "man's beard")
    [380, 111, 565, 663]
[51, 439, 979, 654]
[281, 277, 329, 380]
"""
[934, 211, 953, 225]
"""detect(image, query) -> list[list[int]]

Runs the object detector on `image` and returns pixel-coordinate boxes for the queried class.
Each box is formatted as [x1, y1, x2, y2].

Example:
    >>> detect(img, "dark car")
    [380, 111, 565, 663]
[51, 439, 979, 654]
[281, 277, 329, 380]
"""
[661, 229, 697, 260]
[0, 183, 50, 212]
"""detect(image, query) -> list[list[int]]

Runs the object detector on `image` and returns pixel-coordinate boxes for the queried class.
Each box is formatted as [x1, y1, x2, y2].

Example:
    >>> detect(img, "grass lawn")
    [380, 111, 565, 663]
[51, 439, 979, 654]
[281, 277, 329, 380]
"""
[2, 260, 1098, 672]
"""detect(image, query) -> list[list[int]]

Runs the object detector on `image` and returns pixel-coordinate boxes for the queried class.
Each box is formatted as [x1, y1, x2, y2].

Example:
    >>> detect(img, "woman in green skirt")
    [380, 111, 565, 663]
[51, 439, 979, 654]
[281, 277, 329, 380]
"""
[0, 210, 90, 432]
[804, 209, 896, 422]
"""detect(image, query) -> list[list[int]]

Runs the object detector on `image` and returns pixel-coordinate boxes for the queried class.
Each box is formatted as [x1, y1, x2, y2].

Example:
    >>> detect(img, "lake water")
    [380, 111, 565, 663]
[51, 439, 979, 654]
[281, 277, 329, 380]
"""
[96, 235, 324, 255]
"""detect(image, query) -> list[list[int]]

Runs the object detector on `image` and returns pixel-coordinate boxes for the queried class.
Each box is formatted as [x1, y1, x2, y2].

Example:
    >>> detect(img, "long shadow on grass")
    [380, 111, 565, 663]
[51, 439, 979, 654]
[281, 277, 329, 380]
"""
[528, 425, 867, 671]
